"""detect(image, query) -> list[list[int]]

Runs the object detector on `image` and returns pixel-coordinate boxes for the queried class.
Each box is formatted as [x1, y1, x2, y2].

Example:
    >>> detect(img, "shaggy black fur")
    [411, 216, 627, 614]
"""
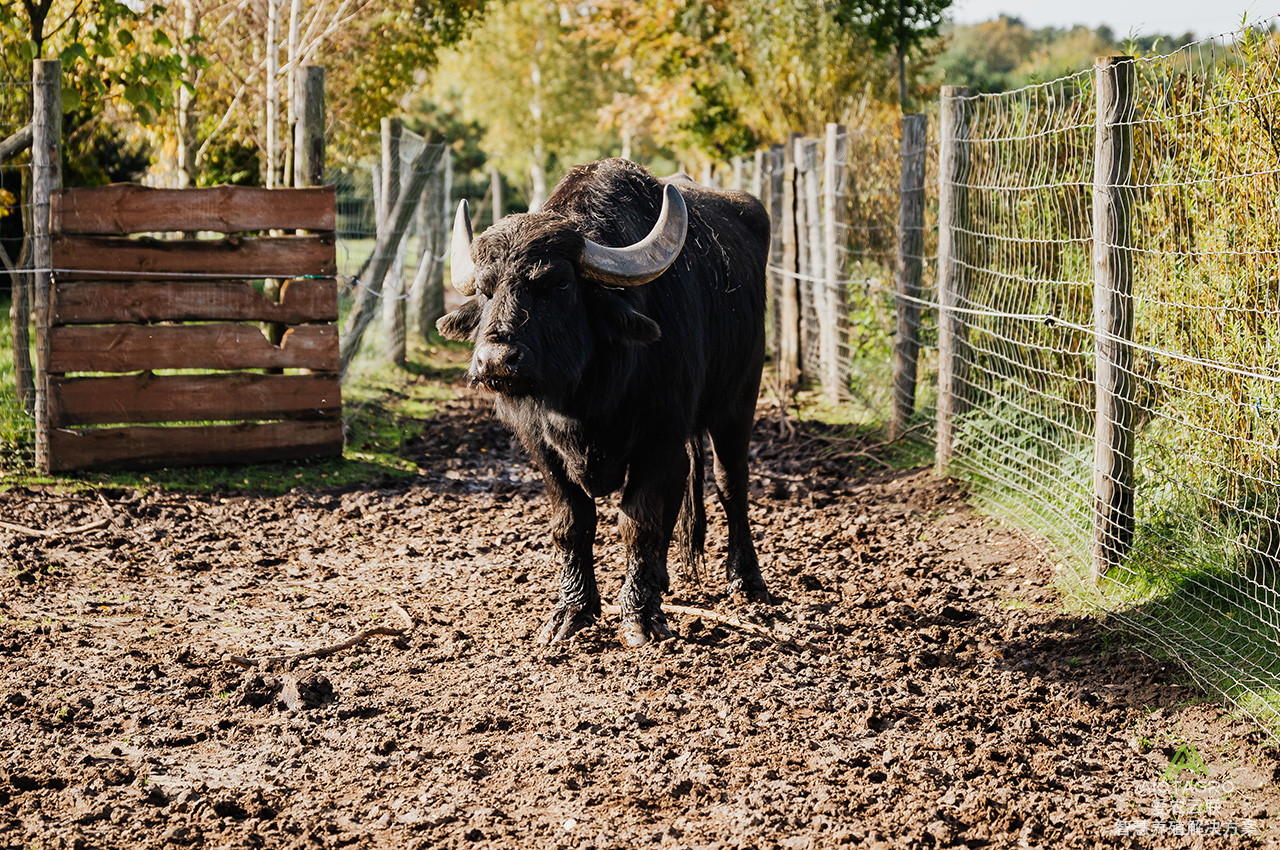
[437, 158, 770, 647]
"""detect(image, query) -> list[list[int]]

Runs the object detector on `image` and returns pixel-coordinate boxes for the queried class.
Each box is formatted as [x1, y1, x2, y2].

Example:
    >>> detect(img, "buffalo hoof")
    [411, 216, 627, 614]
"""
[536, 604, 598, 645]
[726, 576, 773, 604]
[618, 610, 672, 648]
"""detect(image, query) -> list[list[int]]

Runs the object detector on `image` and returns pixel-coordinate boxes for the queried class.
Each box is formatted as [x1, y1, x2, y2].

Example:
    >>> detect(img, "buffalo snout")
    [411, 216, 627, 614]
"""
[471, 341, 530, 392]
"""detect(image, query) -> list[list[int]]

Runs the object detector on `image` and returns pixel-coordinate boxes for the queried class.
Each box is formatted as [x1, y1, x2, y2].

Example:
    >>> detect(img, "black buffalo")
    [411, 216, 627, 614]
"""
[436, 158, 770, 647]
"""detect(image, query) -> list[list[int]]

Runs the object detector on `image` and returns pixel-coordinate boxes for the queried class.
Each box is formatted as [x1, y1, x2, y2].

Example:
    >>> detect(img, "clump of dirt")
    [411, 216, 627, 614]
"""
[0, 388, 1276, 848]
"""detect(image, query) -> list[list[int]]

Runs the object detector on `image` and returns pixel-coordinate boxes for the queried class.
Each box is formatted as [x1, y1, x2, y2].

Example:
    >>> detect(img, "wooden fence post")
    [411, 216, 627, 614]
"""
[32, 59, 60, 471]
[766, 144, 784, 360]
[779, 134, 802, 390]
[892, 114, 928, 440]
[489, 163, 503, 224]
[1092, 56, 1137, 582]
[823, 123, 848, 404]
[381, 117, 406, 366]
[293, 66, 325, 188]
[801, 138, 823, 386]
[752, 149, 765, 199]
[935, 86, 971, 476]
[732, 155, 744, 192]
[412, 149, 445, 339]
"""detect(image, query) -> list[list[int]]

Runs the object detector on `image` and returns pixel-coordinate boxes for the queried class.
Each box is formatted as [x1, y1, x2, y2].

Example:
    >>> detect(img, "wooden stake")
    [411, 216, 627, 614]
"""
[823, 123, 848, 404]
[892, 114, 927, 440]
[1092, 56, 1136, 582]
[935, 86, 971, 476]
[32, 59, 61, 472]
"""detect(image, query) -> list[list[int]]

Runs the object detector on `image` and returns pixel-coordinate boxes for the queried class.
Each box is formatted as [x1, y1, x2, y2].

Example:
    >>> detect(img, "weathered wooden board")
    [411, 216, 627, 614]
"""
[52, 234, 336, 280]
[46, 419, 344, 472]
[52, 278, 338, 324]
[49, 372, 340, 427]
[53, 184, 337, 235]
[49, 324, 338, 373]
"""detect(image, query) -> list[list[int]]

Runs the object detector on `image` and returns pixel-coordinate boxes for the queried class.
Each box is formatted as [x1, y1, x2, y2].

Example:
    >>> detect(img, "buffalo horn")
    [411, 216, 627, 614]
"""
[450, 199, 477, 295]
[579, 183, 688, 287]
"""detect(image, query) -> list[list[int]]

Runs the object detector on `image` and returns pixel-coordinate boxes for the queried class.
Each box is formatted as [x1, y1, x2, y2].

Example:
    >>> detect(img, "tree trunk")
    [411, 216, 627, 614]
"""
[264, 0, 279, 188]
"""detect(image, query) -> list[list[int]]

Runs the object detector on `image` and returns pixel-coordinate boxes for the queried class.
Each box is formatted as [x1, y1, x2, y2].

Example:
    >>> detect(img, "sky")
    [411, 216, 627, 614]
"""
[949, 0, 1275, 39]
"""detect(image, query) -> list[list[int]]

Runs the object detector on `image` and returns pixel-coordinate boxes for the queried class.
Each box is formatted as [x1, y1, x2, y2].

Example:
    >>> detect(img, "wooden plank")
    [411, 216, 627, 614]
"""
[51, 233, 336, 280]
[50, 372, 340, 426]
[52, 184, 336, 235]
[49, 324, 338, 373]
[46, 419, 343, 472]
[53, 277, 338, 324]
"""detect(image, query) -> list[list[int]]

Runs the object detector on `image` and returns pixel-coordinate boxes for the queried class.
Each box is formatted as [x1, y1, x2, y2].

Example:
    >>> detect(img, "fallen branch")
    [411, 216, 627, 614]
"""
[0, 517, 109, 537]
[602, 602, 775, 641]
[228, 602, 414, 668]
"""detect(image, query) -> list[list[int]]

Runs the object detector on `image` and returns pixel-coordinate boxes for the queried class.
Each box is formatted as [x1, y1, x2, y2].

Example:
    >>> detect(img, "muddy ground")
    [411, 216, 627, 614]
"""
[1, 386, 1278, 849]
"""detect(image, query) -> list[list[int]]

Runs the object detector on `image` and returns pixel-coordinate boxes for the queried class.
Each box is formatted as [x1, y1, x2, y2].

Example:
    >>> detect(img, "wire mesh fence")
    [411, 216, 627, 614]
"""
[747, 20, 1280, 738]
[1, 79, 35, 473]
[329, 121, 450, 381]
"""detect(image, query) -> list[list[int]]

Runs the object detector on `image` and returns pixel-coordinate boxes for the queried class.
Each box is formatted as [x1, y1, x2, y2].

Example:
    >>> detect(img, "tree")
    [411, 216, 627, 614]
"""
[426, 0, 620, 207]
[834, 0, 953, 110]
[573, 0, 899, 161]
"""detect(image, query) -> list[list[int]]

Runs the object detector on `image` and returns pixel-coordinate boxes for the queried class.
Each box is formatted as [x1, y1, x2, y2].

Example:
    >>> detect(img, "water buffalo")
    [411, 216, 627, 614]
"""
[436, 158, 770, 647]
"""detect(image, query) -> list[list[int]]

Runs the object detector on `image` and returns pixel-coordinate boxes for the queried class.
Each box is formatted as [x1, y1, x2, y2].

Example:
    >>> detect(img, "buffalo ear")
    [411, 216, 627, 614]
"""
[602, 298, 661, 344]
[435, 298, 483, 341]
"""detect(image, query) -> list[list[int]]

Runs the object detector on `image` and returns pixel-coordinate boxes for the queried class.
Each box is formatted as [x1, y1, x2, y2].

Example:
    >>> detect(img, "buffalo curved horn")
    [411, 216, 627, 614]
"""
[450, 199, 477, 295]
[579, 183, 688, 287]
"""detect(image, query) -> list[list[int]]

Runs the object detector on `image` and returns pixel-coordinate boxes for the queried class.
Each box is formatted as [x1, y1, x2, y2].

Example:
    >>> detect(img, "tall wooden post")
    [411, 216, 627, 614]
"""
[293, 66, 325, 188]
[1092, 56, 1137, 582]
[381, 118, 406, 366]
[767, 144, 785, 359]
[490, 164, 503, 224]
[823, 123, 848, 404]
[892, 114, 928, 439]
[413, 148, 446, 339]
[799, 137, 823, 383]
[752, 149, 765, 199]
[779, 134, 802, 390]
[32, 59, 60, 471]
[935, 86, 972, 475]
[732, 155, 744, 192]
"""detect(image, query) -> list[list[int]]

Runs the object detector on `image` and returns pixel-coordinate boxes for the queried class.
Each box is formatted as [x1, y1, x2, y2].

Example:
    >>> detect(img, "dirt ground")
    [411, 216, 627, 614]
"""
[2, 387, 1278, 849]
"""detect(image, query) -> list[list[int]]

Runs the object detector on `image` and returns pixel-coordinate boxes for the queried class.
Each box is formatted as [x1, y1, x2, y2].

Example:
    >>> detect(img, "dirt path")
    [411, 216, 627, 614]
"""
[1, 393, 1276, 849]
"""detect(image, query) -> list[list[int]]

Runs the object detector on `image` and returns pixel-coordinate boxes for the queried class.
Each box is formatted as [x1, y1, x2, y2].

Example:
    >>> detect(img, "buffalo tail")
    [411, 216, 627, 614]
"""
[675, 434, 707, 585]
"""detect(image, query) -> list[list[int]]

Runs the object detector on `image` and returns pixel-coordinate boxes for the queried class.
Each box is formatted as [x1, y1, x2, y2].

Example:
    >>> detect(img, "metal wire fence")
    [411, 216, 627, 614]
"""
[328, 121, 450, 380]
[1, 79, 35, 473]
[750, 20, 1280, 737]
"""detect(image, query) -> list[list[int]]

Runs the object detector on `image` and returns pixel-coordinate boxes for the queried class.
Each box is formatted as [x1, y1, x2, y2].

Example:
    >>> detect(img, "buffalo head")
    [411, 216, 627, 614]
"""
[436, 183, 688, 398]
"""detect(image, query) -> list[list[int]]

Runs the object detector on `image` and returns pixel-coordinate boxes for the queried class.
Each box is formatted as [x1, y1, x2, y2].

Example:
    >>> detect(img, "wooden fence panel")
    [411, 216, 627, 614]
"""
[41, 184, 343, 472]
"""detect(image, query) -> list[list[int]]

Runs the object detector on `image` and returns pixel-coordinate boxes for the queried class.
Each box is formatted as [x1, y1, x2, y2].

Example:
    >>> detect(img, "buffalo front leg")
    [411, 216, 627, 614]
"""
[532, 451, 600, 644]
[616, 455, 686, 648]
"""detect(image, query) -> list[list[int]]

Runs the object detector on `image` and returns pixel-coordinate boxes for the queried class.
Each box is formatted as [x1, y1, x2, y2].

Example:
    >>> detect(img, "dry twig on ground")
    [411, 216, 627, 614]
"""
[228, 602, 414, 668]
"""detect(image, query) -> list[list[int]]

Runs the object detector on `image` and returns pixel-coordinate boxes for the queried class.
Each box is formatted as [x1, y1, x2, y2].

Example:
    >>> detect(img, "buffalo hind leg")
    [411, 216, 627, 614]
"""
[710, 408, 770, 602]
[532, 448, 600, 644]
[616, 453, 686, 648]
